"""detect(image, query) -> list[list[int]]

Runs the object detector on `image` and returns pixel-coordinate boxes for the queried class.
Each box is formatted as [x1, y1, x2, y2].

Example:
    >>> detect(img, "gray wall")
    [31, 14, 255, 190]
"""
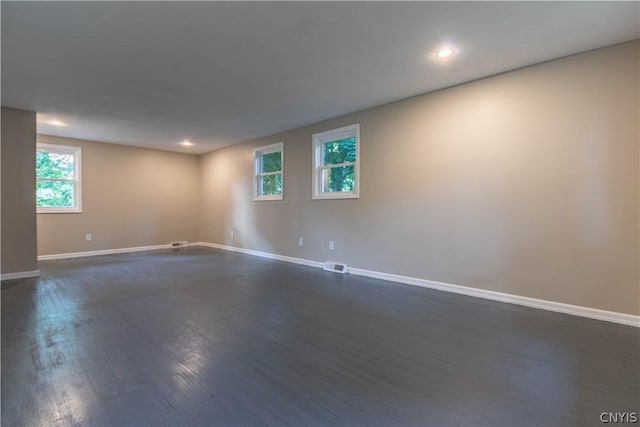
[37, 135, 200, 255]
[1, 107, 38, 274]
[199, 41, 640, 315]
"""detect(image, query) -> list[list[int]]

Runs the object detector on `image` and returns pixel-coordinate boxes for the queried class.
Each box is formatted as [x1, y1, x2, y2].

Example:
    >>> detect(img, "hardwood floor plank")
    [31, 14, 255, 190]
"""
[2, 247, 638, 426]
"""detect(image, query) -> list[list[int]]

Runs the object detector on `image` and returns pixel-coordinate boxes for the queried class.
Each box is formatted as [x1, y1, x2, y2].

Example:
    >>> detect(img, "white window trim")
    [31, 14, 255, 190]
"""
[36, 143, 83, 213]
[253, 142, 284, 201]
[312, 124, 360, 200]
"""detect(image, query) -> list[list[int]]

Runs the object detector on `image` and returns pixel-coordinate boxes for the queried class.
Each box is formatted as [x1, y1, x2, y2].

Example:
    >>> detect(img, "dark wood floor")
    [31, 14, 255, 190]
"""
[1, 247, 638, 426]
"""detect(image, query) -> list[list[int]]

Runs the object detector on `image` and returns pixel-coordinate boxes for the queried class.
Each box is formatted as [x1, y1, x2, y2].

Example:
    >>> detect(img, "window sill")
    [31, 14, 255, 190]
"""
[253, 195, 283, 202]
[37, 208, 83, 214]
[312, 192, 359, 200]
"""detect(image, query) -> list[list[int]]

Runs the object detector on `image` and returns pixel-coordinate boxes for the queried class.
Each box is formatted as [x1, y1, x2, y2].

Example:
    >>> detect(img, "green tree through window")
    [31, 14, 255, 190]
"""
[312, 124, 359, 199]
[36, 143, 81, 211]
[260, 151, 282, 195]
[322, 137, 356, 192]
[254, 142, 283, 200]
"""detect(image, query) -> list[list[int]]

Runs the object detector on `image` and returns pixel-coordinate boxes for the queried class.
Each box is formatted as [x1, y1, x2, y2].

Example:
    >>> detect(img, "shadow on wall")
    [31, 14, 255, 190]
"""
[226, 182, 275, 254]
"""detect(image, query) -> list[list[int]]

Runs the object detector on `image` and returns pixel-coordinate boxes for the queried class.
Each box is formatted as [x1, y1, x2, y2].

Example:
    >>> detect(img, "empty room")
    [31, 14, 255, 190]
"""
[1, 1, 639, 426]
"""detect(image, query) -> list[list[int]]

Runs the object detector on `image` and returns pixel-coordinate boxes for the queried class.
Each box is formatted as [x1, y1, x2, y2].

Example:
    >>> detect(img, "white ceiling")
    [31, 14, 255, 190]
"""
[2, 2, 638, 154]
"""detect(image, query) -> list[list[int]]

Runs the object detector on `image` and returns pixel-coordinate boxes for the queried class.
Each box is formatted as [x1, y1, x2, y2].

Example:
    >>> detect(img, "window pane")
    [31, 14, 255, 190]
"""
[36, 151, 74, 179]
[260, 173, 282, 196]
[322, 165, 354, 193]
[261, 151, 282, 173]
[322, 137, 356, 165]
[36, 180, 75, 207]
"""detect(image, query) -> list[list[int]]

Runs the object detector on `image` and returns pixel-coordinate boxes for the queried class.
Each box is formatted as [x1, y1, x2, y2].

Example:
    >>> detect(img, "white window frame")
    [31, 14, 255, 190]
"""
[253, 142, 284, 201]
[312, 124, 360, 200]
[36, 143, 82, 213]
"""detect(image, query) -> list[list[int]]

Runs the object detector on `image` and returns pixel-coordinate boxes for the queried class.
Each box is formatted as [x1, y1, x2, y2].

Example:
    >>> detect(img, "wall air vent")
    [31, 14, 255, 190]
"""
[170, 241, 188, 248]
[323, 261, 348, 274]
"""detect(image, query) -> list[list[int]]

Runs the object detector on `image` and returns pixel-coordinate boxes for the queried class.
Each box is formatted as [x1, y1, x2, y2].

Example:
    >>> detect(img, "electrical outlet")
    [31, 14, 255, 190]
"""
[85, 234, 92, 242]
[298, 237, 304, 246]
[329, 240, 334, 250]
[230, 229, 235, 238]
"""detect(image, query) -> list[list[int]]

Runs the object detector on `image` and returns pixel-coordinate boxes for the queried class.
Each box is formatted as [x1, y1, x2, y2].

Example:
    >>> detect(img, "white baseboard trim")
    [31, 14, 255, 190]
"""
[1, 270, 40, 281]
[194, 242, 639, 328]
[38, 244, 177, 261]
[195, 242, 324, 269]
[348, 267, 639, 328]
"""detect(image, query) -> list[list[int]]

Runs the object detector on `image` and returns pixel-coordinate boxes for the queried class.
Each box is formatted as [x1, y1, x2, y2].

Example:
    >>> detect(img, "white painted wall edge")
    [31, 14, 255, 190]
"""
[0, 270, 40, 281]
[194, 242, 640, 328]
[37, 244, 176, 261]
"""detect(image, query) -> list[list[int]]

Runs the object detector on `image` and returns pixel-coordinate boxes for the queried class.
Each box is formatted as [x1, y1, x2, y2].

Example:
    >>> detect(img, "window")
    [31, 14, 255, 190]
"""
[254, 142, 283, 201]
[312, 124, 359, 199]
[36, 143, 82, 213]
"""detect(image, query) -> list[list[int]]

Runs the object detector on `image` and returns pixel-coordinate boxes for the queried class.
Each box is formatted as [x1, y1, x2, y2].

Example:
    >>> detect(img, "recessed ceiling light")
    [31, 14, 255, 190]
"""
[179, 140, 193, 147]
[436, 48, 455, 59]
[46, 119, 68, 127]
